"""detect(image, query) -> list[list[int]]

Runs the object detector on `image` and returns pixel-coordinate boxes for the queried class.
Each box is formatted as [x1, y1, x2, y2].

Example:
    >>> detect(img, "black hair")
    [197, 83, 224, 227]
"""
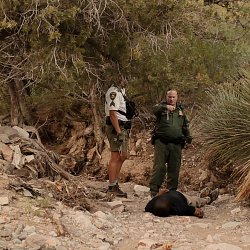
[145, 195, 172, 217]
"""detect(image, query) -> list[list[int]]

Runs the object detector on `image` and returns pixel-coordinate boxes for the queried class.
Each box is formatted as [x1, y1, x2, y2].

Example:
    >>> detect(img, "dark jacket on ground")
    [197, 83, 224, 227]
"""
[145, 190, 195, 217]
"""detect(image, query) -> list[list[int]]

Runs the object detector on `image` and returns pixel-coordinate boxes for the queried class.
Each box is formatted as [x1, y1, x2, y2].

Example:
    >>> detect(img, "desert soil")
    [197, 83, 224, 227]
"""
[0, 173, 249, 250]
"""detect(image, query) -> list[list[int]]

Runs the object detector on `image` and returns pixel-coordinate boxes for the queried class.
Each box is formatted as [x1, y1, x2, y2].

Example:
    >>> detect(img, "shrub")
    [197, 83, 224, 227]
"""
[197, 74, 250, 200]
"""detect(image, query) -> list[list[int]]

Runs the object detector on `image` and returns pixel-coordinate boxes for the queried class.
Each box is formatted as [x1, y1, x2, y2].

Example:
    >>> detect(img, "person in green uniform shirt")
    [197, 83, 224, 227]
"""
[149, 89, 192, 197]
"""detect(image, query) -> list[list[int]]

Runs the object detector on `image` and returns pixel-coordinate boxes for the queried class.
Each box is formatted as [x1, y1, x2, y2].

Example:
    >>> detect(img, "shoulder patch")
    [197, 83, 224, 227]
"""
[110, 92, 117, 100]
[179, 110, 183, 116]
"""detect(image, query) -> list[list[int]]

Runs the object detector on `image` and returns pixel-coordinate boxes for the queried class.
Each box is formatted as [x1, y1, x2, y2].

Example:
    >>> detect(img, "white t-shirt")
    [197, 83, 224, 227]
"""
[105, 86, 128, 122]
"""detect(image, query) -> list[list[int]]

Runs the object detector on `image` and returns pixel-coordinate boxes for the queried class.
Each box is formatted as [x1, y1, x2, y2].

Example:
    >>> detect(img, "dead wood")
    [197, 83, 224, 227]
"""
[14, 137, 74, 180]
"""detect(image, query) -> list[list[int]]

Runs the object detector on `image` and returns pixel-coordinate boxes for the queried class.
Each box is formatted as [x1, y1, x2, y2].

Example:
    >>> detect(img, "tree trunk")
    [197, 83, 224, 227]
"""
[7, 80, 33, 126]
[15, 80, 33, 125]
[90, 85, 104, 161]
[8, 80, 24, 126]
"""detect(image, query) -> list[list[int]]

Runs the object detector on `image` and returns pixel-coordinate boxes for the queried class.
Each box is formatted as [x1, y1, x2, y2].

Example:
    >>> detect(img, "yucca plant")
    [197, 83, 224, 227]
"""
[197, 73, 250, 201]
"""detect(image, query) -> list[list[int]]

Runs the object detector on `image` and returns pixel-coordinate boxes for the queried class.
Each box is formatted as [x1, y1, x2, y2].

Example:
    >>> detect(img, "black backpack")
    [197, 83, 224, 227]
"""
[117, 91, 139, 120]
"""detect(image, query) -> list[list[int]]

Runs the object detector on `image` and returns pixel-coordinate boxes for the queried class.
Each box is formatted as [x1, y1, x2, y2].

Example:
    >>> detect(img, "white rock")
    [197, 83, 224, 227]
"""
[206, 235, 214, 243]
[21, 155, 35, 164]
[13, 238, 22, 244]
[0, 134, 10, 143]
[0, 126, 19, 138]
[23, 225, 36, 234]
[13, 126, 30, 138]
[10, 145, 22, 168]
[49, 231, 58, 237]
[98, 243, 110, 250]
[75, 213, 96, 230]
[205, 243, 242, 250]
[106, 200, 123, 209]
[94, 211, 108, 219]
[23, 189, 34, 197]
[0, 228, 12, 237]
[187, 223, 210, 229]
[199, 169, 209, 181]
[215, 194, 232, 203]
[0, 196, 9, 206]
[134, 185, 150, 196]
[143, 213, 153, 220]
[221, 222, 241, 229]
[22, 233, 47, 248]
[230, 208, 241, 215]
[93, 219, 110, 230]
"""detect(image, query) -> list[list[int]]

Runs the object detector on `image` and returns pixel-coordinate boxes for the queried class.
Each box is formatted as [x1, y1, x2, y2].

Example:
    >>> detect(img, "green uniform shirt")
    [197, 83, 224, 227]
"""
[153, 102, 191, 141]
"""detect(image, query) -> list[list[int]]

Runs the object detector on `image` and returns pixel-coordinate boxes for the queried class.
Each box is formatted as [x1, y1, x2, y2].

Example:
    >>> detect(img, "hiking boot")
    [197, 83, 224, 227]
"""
[107, 184, 127, 198]
[208, 188, 219, 204]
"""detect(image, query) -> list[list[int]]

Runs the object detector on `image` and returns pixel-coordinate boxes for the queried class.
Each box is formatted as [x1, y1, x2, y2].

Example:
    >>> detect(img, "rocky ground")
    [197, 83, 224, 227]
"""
[0, 174, 249, 250]
[0, 125, 249, 250]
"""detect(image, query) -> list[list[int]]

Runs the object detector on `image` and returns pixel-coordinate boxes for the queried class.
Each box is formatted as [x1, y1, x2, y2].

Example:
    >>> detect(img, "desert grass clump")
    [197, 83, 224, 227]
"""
[197, 76, 250, 201]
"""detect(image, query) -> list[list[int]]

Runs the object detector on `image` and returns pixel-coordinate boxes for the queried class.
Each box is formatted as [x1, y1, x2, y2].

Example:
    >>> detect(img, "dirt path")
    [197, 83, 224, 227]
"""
[0, 175, 249, 250]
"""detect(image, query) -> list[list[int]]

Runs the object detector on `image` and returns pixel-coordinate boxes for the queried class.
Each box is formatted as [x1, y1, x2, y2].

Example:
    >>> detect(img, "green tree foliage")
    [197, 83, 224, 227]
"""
[0, 0, 249, 119]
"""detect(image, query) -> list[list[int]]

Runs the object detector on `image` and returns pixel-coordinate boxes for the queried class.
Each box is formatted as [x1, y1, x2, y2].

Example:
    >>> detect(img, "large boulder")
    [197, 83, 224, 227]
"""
[0, 126, 19, 139]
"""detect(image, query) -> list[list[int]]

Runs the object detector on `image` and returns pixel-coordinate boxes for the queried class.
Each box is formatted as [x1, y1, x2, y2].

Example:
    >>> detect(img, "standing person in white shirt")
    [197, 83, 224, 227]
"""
[105, 80, 131, 197]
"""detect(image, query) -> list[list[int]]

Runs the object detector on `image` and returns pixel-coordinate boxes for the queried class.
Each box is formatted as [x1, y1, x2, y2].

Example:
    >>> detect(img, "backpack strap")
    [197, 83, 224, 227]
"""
[117, 110, 127, 116]
[116, 87, 128, 116]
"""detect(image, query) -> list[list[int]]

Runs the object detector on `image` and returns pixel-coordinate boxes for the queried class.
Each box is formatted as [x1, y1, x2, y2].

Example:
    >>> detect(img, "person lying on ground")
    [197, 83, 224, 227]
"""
[145, 188, 219, 218]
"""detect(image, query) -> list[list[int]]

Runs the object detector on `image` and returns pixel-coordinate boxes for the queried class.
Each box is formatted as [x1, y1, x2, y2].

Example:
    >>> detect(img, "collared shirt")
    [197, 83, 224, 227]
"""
[105, 86, 128, 122]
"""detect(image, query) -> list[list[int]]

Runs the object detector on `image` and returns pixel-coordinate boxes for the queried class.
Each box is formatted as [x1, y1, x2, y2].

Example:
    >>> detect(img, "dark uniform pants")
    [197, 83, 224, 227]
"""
[149, 139, 182, 193]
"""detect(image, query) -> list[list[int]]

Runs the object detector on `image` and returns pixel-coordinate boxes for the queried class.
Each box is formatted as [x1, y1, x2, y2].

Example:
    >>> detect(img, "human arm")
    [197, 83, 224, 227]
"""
[109, 110, 125, 142]
[176, 204, 203, 218]
[109, 110, 121, 134]
[153, 103, 175, 117]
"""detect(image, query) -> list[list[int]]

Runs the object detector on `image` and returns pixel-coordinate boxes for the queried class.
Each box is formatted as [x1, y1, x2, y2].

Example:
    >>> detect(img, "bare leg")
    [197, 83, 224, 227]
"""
[108, 152, 121, 182]
[107, 151, 128, 197]
[115, 152, 127, 179]
[108, 151, 128, 182]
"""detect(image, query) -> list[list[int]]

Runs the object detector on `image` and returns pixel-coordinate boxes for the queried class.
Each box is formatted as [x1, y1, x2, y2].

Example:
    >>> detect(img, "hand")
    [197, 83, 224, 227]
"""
[117, 132, 125, 142]
[194, 208, 204, 218]
[166, 105, 175, 112]
[157, 188, 169, 196]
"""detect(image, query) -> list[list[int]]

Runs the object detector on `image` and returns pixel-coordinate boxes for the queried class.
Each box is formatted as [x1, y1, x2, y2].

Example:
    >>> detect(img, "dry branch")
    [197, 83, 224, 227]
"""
[20, 138, 74, 180]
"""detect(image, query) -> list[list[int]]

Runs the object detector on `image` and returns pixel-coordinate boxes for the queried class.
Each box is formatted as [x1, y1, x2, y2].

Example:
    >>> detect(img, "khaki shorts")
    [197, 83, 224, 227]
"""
[106, 125, 129, 152]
